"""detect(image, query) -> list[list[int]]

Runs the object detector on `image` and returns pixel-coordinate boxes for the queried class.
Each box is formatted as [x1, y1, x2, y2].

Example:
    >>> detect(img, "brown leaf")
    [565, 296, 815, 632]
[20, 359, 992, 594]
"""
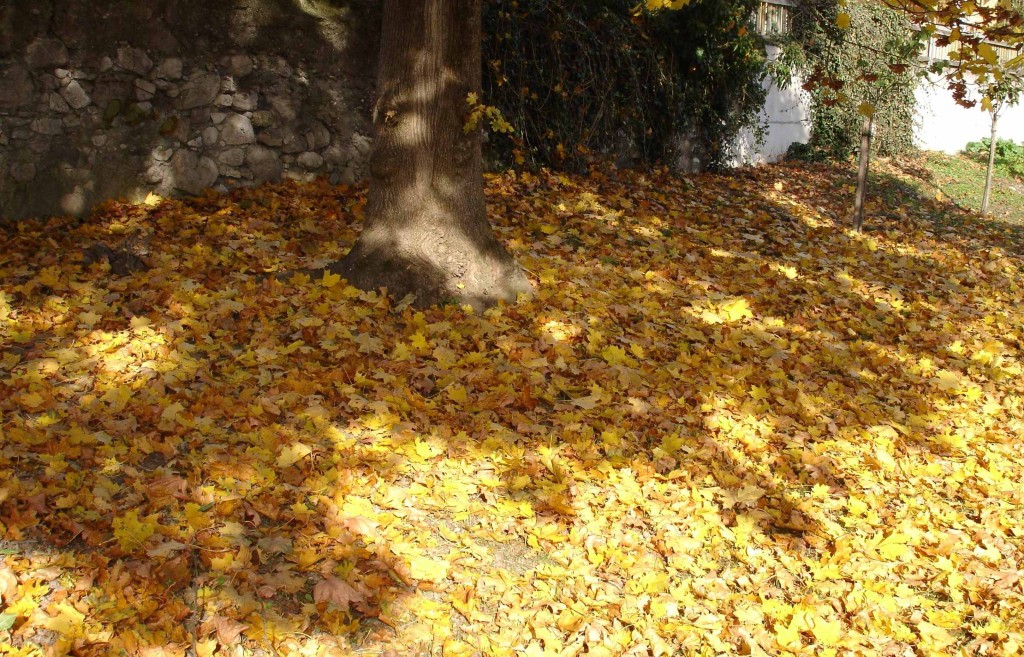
[313, 576, 364, 612]
[200, 615, 248, 645]
[0, 566, 17, 603]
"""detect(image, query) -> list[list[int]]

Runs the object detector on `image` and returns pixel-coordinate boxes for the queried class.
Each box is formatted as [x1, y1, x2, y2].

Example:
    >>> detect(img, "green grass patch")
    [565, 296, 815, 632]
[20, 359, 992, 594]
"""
[885, 150, 1024, 225]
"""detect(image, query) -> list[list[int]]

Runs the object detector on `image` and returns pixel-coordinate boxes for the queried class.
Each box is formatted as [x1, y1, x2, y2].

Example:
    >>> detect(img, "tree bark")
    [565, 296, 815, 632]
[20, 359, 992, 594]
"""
[981, 111, 998, 217]
[331, 0, 531, 311]
[853, 113, 873, 233]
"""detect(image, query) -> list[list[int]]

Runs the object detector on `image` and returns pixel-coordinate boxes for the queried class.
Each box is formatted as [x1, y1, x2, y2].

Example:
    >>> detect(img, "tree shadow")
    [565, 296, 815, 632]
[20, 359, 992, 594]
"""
[1, 162, 1022, 655]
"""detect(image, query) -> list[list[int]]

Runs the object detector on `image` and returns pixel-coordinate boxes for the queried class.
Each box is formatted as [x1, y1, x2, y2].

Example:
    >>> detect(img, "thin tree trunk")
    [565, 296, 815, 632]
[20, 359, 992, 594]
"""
[853, 113, 873, 232]
[981, 112, 998, 217]
[332, 0, 531, 310]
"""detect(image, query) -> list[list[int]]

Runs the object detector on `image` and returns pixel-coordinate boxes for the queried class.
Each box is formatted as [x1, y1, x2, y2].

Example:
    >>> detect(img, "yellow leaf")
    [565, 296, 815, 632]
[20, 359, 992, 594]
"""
[320, 270, 342, 288]
[195, 639, 218, 657]
[720, 297, 753, 322]
[413, 439, 443, 460]
[113, 509, 159, 553]
[918, 621, 955, 650]
[410, 332, 430, 352]
[810, 616, 843, 646]
[858, 101, 875, 117]
[408, 555, 448, 582]
[876, 532, 912, 560]
[39, 602, 86, 640]
[977, 42, 998, 66]
[277, 442, 312, 468]
[932, 370, 960, 393]
[78, 310, 102, 327]
[447, 384, 468, 403]
[601, 345, 636, 367]
[837, 12, 851, 29]
[17, 392, 44, 410]
[775, 621, 803, 649]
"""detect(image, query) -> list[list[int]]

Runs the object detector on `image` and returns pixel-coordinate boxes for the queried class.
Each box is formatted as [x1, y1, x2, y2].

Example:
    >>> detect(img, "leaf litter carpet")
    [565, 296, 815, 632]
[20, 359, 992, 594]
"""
[1, 163, 1022, 656]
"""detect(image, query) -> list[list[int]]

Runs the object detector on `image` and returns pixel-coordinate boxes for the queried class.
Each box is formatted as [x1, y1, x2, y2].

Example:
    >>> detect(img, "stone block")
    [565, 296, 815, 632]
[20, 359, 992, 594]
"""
[176, 72, 221, 110]
[270, 95, 298, 122]
[246, 145, 281, 184]
[31, 118, 64, 135]
[308, 120, 332, 150]
[250, 110, 274, 128]
[48, 92, 71, 113]
[218, 147, 246, 167]
[203, 126, 220, 146]
[10, 162, 36, 183]
[115, 46, 153, 75]
[25, 37, 68, 69]
[297, 151, 323, 170]
[135, 78, 157, 95]
[171, 149, 219, 195]
[221, 113, 254, 145]
[155, 57, 183, 81]
[225, 54, 254, 78]
[60, 79, 91, 109]
[231, 93, 255, 112]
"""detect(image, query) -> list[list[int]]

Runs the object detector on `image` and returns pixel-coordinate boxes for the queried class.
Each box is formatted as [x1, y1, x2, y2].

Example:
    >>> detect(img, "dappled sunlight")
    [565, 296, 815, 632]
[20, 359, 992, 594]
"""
[2, 164, 1024, 655]
[536, 317, 582, 343]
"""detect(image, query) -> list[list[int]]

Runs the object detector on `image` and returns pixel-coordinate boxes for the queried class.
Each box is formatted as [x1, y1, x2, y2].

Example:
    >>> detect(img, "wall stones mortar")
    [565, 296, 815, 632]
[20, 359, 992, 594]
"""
[1, 0, 378, 221]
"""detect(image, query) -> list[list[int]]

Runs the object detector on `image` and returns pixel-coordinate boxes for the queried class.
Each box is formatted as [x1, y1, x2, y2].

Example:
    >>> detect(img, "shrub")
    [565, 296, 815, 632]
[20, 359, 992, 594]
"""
[965, 138, 1024, 178]
[481, 0, 770, 171]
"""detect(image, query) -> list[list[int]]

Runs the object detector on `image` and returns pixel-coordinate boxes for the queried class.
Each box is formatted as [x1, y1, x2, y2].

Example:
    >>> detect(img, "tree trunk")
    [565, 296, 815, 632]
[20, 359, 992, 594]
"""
[981, 111, 998, 217]
[853, 113, 873, 233]
[331, 0, 531, 311]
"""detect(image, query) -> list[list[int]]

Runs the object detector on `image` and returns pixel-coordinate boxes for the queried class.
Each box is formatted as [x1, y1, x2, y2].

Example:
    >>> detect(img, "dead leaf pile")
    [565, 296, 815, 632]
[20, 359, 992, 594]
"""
[0, 164, 1022, 656]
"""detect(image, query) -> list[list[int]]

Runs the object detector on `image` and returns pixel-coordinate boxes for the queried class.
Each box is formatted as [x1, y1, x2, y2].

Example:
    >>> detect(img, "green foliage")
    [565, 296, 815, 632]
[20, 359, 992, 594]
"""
[965, 138, 1024, 178]
[775, 0, 922, 161]
[481, 0, 770, 171]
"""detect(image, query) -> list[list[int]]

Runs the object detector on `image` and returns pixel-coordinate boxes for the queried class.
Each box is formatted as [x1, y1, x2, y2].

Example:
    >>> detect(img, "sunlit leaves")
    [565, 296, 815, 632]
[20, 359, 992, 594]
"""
[1, 167, 1023, 655]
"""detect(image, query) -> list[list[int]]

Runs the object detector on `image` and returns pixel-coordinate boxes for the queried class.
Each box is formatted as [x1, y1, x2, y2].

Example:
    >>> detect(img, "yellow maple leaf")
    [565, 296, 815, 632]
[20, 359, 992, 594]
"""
[932, 370, 960, 393]
[277, 442, 312, 468]
[601, 344, 636, 367]
[720, 297, 753, 322]
[413, 439, 443, 460]
[39, 602, 86, 640]
[408, 555, 448, 582]
[17, 392, 44, 410]
[875, 531, 912, 560]
[775, 621, 803, 650]
[113, 509, 159, 552]
[810, 616, 843, 646]
[78, 310, 102, 327]
[447, 384, 468, 403]
[320, 270, 342, 288]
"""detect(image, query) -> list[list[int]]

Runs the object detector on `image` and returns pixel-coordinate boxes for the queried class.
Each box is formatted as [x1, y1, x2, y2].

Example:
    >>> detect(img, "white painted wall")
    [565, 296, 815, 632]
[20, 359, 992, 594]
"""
[730, 61, 1024, 166]
[914, 74, 1024, 153]
[731, 71, 813, 165]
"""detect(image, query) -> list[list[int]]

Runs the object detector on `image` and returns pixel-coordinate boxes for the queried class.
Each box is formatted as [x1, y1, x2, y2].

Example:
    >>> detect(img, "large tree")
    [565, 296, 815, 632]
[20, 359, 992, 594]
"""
[329, 0, 531, 311]
[336, 0, 1021, 308]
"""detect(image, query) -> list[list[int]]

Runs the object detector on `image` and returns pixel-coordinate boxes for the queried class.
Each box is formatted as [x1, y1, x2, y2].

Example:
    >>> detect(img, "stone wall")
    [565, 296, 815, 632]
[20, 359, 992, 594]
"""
[0, 0, 378, 221]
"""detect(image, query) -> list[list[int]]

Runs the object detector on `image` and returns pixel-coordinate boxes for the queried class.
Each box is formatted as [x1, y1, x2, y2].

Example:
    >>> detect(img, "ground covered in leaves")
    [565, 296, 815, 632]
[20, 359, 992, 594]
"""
[1, 162, 1023, 657]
